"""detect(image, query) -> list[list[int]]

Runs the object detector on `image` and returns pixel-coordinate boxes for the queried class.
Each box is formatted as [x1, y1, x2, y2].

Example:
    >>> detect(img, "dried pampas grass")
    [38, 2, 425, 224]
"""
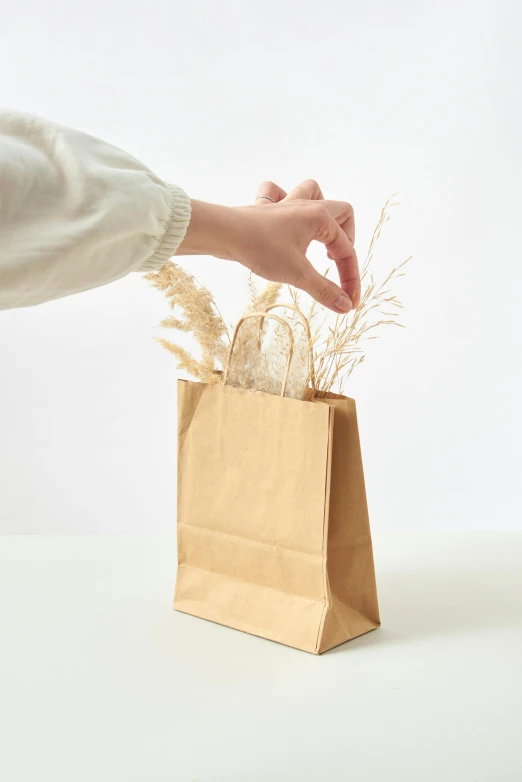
[145, 263, 229, 381]
[248, 274, 282, 313]
[147, 195, 410, 398]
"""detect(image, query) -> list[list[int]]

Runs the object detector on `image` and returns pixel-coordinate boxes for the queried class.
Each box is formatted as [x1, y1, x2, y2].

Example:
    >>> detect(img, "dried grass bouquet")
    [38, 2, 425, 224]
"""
[145, 196, 411, 399]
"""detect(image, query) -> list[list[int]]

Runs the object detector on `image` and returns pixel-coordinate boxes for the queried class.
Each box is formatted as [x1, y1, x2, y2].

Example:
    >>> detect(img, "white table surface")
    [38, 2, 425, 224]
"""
[1, 531, 521, 782]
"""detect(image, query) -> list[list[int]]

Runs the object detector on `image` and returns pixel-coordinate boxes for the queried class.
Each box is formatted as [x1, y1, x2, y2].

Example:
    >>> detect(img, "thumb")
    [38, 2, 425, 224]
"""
[301, 264, 353, 314]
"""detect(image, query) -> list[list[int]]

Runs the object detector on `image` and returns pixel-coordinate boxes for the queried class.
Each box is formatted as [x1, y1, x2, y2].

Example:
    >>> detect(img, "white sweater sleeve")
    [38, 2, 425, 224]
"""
[0, 110, 191, 309]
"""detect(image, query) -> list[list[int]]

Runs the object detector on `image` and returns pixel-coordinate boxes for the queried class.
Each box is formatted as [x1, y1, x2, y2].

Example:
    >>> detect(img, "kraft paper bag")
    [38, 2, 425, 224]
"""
[174, 376, 380, 654]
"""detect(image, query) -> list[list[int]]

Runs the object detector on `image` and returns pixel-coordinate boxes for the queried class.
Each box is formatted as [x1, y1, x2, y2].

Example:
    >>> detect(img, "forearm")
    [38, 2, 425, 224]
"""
[175, 200, 235, 261]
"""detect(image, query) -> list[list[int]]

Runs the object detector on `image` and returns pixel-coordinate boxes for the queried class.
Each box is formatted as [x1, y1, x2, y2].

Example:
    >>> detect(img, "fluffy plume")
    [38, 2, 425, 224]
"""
[154, 338, 221, 383]
[145, 262, 229, 381]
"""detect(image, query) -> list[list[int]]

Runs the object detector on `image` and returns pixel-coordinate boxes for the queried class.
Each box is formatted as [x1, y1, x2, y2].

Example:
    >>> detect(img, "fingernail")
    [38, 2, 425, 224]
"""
[335, 293, 352, 312]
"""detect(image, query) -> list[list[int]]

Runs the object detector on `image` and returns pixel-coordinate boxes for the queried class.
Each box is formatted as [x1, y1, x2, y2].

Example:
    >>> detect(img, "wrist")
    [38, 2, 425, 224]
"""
[175, 200, 236, 261]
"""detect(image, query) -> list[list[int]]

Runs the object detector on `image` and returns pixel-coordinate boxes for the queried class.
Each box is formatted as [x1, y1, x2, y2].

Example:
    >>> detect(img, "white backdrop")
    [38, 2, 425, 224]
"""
[1, 0, 520, 533]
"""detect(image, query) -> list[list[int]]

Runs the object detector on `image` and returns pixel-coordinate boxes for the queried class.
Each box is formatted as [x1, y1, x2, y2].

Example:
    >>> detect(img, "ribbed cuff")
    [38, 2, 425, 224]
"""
[139, 184, 192, 271]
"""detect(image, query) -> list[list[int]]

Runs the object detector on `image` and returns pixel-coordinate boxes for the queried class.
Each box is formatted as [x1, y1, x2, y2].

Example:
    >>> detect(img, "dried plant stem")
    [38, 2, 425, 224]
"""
[305, 195, 411, 396]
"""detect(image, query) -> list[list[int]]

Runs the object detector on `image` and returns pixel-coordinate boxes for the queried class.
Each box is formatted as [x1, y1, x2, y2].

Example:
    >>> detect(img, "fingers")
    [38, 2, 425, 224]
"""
[310, 204, 360, 307]
[251, 182, 360, 307]
[255, 180, 287, 205]
[285, 178, 324, 201]
[318, 199, 357, 303]
[255, 177, 325, 205]
[300, 263, 352, 314]
[286, 185, 355, 252]
[322, 199, 355, 245]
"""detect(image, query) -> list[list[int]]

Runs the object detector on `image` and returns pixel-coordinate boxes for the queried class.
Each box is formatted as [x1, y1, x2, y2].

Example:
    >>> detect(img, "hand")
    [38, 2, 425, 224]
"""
[253, 178, 360, 310]
[175, 179, 359, 313]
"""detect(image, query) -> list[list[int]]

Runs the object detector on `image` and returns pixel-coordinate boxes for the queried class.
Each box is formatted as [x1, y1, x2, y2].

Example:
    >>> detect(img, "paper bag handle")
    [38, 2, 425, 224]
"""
[223, 312, 294, 397]
[259, 303, 315, 389]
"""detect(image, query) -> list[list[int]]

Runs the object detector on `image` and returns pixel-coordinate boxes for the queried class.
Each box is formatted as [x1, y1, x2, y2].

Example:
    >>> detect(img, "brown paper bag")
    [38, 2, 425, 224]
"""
[174, 314, 380, 654]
